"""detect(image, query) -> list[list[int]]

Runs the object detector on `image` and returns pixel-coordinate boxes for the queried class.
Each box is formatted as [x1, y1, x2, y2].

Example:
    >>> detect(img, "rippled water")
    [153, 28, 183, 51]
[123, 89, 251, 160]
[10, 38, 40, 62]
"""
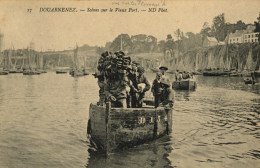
[0, 72, 259, 168]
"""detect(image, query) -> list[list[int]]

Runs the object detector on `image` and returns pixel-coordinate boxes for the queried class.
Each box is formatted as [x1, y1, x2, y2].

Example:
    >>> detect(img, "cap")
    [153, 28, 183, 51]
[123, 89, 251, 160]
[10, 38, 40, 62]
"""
[159, 66, 168, 71]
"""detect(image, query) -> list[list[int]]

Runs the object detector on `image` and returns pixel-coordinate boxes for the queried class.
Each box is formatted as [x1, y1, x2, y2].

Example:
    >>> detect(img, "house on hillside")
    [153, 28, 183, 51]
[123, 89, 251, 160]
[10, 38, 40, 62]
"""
[229, 30, 244, 44]
[228, 25, 259, 44]
[203, 36, 218, 47]
[244, 32, 259, 43]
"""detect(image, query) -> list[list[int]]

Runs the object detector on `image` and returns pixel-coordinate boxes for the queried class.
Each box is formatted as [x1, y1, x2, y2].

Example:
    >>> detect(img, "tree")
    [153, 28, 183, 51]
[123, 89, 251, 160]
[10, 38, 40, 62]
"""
[165, 34, 175, 57]
[131, 34, 147, 53]
[174, 29, 184, 52]
[110, 34, 133, 52]
[146, 35, 157, 53]
[200, 22, 211, 37]
[211, 13, 226, 41]
[158, 40, 166, 53]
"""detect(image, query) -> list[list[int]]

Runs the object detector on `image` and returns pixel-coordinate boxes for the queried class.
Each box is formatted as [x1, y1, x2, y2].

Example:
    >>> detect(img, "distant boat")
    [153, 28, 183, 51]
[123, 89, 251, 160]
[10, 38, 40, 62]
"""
[172, 78, 197, 90]
[56, 70, 67, 74]
[56, 55, 67, 74]
[87, 101, 173, 155]
[0, 71, 8, 75]
[70, 44, 89, 77]
[23, 70, 41, 75]
[23, 48, 41, 75]
[202, 69, 230, 76]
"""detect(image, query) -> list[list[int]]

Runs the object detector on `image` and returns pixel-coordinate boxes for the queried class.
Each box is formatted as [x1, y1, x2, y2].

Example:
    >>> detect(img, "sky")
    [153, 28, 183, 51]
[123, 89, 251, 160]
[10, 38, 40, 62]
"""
[0, 0, 259, 51]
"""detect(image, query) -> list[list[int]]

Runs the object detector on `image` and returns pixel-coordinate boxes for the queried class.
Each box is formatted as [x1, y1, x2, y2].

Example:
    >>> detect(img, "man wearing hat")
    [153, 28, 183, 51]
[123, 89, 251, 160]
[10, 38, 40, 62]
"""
[93, 51, 109, 106]
[152, 74, 174, 108]
[151, 72, 163, 108]
[159, 66, 168, 76]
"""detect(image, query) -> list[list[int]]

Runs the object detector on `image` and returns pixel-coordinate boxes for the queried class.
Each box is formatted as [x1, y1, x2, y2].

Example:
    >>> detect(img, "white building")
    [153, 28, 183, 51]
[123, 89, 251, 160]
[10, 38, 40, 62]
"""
[228, 25, 259, 44]
[203, 36, 218, 47]
[244, 32, 259, 43]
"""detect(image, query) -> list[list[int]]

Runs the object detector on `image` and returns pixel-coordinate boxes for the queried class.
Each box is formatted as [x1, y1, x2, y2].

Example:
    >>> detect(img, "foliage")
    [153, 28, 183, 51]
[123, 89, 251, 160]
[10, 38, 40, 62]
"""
[110, 34, 133, 52]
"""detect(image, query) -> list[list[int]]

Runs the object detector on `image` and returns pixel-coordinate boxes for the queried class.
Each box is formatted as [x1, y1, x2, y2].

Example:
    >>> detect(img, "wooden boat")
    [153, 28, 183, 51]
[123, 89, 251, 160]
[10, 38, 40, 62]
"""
[172, 79, 197, 90]
[9, 70, 23, 73]
[203, 70, 230, 76]
[70, 44, 89, 77]
[56, 70, 67, 74]
[0, 71, 9, 75]
[23, 70, 41, 75]
[88, 102, 173, 155]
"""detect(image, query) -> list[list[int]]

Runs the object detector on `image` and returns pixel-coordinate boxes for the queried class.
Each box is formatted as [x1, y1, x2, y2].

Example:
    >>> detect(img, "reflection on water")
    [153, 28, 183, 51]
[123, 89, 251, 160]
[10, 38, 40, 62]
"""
[0, 73, 259, 168]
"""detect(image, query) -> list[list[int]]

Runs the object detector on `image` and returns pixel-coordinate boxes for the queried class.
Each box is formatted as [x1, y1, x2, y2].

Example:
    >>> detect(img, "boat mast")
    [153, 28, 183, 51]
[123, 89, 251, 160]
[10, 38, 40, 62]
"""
[58, 55, 61, 67]
[120, 35, 123, 51]
[28, 47, 31, 69]
[12, 44, 17, 70]
[74, 43, 78, 69]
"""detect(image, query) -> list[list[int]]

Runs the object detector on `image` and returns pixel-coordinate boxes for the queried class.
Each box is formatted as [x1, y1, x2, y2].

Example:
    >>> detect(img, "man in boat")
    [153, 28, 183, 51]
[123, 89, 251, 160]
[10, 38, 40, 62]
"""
[151, 72, 174, 108]
[175, 69, 179, 81]
[151, 72, 163, 108]
[134, 66, 151, 107]
[182, 71, 189, 79]
[94, 51, 109, 106]
[177, 71, 183, 81]
[103, 51, 130, 108]
[159, 66, 168, 77]
[128, 61, 140, 108]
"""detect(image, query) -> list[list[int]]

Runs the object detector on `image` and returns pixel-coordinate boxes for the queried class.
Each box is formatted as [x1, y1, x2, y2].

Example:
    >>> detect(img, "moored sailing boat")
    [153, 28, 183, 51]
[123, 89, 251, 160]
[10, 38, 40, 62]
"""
[56, 55, 67, 74]
[23, 47, 41, 75]
[70, 44, 88, 77]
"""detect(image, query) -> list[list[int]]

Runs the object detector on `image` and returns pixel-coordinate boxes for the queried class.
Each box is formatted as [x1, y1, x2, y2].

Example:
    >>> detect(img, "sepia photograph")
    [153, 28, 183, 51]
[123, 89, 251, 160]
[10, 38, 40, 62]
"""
[0, 0, 259, 167]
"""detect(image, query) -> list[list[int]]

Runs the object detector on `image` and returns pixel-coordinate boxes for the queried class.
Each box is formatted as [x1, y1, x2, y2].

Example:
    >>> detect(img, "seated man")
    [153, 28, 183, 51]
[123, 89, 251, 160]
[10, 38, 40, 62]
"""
[177, 72, 183, 81]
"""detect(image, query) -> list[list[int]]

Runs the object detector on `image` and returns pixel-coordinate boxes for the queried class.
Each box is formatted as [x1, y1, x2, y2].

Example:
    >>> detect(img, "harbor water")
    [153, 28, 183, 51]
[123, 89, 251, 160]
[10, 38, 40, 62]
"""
[0, 72, 259, 168]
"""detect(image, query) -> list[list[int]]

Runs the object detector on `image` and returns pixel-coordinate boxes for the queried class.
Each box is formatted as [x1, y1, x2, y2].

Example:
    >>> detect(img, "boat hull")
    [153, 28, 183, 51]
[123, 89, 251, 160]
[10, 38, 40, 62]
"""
[88, 103, 172, 154]
[172, 79, 197, 90]
[56, 70, 67, 74]
[0, 71, 8, 75]
[23, 71, 41, 75]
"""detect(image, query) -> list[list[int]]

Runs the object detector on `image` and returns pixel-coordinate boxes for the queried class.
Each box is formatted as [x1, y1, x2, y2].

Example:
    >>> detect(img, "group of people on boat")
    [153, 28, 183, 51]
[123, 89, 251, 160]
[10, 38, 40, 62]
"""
[175, 70, 194, 81]
[93, 51, 174, 108]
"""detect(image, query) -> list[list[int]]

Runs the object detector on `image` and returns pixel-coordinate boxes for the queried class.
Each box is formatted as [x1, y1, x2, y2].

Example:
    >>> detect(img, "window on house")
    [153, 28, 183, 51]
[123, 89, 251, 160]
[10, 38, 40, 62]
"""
[248, 35, 250, 38]
[245, 40, 247, 42]
[256, 34, 259, 37]
[252, 39, 254, 42]
[252, 35, 254, 38]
